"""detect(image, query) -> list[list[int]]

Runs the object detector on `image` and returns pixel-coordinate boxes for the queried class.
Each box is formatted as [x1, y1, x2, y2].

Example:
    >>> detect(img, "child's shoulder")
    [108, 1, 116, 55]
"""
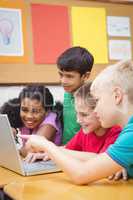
[43, 112, 57, 124]
[106, 125, 122, 135]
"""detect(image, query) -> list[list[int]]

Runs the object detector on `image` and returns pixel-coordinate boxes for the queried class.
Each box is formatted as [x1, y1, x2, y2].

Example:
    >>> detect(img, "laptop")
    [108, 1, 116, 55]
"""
[0, 114, 61, 176]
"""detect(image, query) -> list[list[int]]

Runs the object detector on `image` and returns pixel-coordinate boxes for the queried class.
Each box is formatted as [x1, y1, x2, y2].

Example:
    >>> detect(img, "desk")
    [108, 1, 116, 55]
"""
[0, 166, 63, 189]
[3, 168, 133, 200]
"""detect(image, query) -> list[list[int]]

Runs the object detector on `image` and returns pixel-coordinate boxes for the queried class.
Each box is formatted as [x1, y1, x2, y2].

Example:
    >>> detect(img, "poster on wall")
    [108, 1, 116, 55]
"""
[0, 7, 23, 56]
[107, 16, 131, 37]
[0, 0, 28, 63]
[109, 40, 132, 60]
[71, 7, 108, 64]
[31, 4, 70, 64]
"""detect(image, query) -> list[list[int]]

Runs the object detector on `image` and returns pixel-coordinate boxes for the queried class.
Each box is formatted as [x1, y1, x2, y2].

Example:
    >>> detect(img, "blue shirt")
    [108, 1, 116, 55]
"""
[107, 116, 133, 178]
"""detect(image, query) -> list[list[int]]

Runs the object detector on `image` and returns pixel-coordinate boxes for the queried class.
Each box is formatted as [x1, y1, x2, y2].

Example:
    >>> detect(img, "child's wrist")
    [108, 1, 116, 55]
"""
[44, 140, 56, 152]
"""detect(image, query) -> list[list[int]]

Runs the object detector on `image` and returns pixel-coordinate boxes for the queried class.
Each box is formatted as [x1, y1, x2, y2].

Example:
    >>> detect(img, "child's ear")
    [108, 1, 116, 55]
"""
[82, 72, 91, 82]
[113, 87, 123, 105]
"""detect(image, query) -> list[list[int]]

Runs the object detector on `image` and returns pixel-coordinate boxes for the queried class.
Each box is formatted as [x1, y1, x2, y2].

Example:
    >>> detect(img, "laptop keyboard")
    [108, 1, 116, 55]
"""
[23, 160, 57, 173]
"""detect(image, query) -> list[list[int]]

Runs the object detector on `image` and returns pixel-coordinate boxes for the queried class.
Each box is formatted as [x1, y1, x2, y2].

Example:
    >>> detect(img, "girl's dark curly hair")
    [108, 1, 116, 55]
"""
[0, 98, 23, 128]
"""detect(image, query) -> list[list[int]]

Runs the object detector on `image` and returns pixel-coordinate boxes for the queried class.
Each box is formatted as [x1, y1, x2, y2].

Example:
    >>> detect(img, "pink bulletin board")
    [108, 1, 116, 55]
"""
[31, 4, 71, 64]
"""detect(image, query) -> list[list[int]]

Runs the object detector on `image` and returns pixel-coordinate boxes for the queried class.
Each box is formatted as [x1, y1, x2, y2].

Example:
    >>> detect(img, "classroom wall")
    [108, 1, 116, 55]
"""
[0, 0, 133, 84]
[0, 85, 64, 107]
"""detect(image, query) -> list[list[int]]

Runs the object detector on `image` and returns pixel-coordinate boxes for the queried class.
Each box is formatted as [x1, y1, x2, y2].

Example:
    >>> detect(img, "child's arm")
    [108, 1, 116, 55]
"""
[24, 135, 122, 185]
[36, 112, 60, 142]
[36, 124, 56, 142]
[20, 124, 57, 157]
[24, 146, 97, 163]
[60, 147, 97, 161]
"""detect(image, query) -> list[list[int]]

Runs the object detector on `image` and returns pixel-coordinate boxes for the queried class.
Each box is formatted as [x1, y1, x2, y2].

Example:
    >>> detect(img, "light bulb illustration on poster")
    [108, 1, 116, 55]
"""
[0, 7, 23, 56]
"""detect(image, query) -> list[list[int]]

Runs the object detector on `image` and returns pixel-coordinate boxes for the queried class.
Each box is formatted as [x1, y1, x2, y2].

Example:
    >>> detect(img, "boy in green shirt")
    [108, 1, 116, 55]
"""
[57, 46, 94, 144]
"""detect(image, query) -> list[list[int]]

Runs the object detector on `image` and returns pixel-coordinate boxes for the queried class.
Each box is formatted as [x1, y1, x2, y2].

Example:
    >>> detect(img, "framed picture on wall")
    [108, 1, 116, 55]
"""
[0, 8, 23, 56]
[0, 0, 28, 63]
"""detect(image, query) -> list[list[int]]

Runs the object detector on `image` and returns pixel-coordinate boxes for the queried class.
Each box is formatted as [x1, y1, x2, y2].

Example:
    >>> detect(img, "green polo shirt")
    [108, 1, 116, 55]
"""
[62, 92, 80, 144]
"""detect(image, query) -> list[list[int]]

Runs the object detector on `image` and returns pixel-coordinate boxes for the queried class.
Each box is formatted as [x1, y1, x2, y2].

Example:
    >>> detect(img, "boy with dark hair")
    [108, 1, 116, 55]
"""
[57, 46, 94, 144]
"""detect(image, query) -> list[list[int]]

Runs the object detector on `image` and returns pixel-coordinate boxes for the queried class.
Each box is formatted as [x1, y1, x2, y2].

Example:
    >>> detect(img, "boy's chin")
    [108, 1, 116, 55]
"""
[63, 86, 78, 93]
[82, 128, 90, 134]
[63, 87, 72, 93]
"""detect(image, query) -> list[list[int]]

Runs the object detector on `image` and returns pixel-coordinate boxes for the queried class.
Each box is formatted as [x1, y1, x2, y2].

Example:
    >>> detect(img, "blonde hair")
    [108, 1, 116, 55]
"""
[91, 60, 133, 102]
[74, 82, 96, 110]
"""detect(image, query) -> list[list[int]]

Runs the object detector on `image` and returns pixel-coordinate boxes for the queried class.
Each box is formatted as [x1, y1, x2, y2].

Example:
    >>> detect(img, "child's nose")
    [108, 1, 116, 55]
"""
[61, 76, 68, 85]
[26, 111, 33, 118]
[77, 115, 83, 124]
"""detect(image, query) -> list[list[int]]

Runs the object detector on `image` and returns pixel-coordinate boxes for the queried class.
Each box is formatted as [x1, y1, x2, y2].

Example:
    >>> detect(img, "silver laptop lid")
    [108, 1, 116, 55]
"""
[0, 114, 25, 175]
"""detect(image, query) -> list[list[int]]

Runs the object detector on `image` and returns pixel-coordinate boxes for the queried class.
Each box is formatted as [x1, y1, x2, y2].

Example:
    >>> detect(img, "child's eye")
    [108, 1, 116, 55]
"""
[32, 109, 40, 114]
[80, 112, 92, 117]
[66, 75, 74, 79]
[81, 113, 89, 117]
[21, 107, 28, 112]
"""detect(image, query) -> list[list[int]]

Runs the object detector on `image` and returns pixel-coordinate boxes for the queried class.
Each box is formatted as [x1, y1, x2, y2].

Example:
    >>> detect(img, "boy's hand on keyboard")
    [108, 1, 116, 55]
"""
[24, 152, 50, 163]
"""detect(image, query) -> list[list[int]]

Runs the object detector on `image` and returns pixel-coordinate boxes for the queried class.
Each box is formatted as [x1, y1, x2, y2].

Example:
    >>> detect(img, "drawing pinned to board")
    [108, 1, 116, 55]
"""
[0, 8, 24, 56]
[0, 18, 13, 45]
[109, 40, 132, 60]
[107, 16, 131, 37]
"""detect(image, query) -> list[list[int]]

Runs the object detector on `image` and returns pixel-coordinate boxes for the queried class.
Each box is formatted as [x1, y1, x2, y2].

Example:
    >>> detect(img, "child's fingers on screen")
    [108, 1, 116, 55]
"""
[19, 134, 30, 140]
